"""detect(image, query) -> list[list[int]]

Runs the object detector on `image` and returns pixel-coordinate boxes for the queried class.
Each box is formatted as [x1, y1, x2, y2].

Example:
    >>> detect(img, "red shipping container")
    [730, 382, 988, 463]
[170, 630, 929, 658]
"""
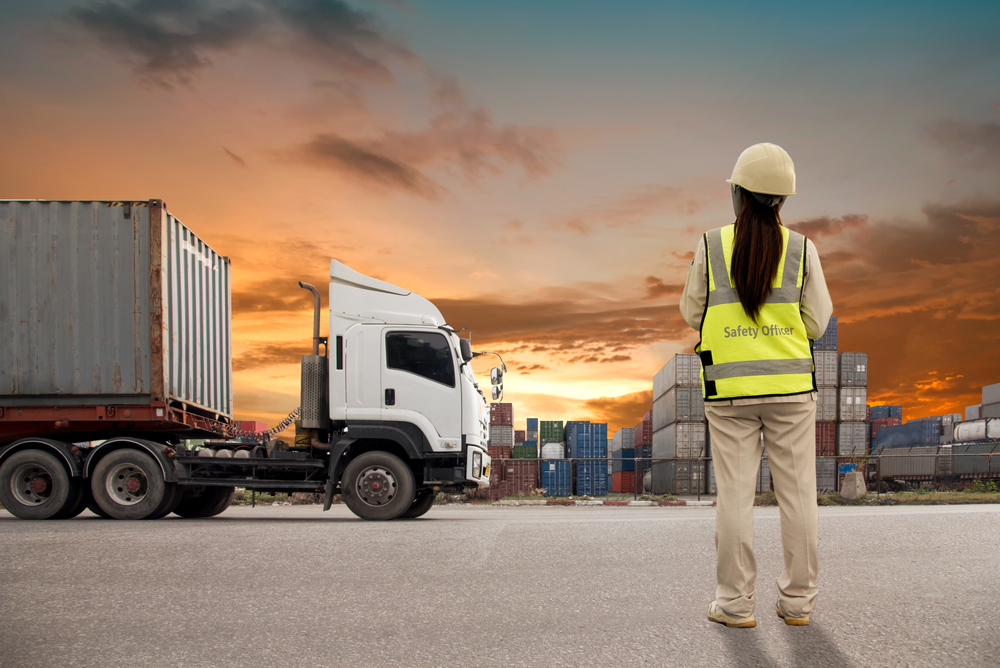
[488, 445, 512, 460]
[815, 423, 836, 456]
[238, 420, 269, 433]
[633, 416, 653, 447]
[514, 430, 526, 443]
[490, 403, 514, 426]
[611, 471, 635, 493]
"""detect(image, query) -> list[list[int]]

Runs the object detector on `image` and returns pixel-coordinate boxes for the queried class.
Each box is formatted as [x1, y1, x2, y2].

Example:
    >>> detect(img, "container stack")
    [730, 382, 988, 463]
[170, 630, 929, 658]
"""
[814, 316, 837, 351]
[611, 427, 636, 492]
[651, 354, 706, 495]
[814, 349, 839, 455]
[515, 430, 525, 446]
[567, 421, 608, 496]
[540, 459, 572, 496]
[634, 410, 653, 494]
[488, 402, 514, 460]
[836, 352, 868, 456]
[526, 418, 539, 444]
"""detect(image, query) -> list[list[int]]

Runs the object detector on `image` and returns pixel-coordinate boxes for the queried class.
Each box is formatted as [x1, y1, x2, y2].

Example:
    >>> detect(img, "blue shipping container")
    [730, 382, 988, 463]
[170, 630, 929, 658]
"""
[875, 419, 941, 450]
[541, 460, 572, 496]
[573, 461, 607, 496]
[527, 417, 538, 430]
[522, 440, 538, 447]
[566, 422, 608, 459]
[889, 406, 903, 419]
[869, 406, 891, 420]
[612, 448, 635, 472]
[814, 316, 837, 351]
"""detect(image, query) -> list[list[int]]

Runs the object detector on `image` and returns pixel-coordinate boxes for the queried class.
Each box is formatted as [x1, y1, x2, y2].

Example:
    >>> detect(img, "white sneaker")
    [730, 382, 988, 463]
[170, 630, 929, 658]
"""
[707, 601, 756, 628]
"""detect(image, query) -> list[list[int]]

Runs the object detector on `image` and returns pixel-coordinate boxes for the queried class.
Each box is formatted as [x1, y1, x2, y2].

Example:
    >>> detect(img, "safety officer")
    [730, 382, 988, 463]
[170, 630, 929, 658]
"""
[679, 143, 833, 628]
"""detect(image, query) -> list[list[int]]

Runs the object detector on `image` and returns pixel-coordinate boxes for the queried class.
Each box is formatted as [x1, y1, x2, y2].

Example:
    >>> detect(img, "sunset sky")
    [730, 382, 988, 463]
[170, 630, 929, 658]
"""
[2, 0, 999, 436]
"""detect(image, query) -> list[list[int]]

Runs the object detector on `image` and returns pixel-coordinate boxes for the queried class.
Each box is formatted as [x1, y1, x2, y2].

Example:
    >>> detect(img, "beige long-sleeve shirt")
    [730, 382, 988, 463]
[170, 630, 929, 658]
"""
[679, 231, 834, 405]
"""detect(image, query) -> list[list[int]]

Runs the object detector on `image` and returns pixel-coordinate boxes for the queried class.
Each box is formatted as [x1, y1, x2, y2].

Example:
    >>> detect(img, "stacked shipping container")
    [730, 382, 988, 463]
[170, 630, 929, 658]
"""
[634, 410, 652, 494]
[836, 353, 868, 455]
[651, 354, 706, 495]
[566, 422, 608, 496]
[814, 349, 838, 455]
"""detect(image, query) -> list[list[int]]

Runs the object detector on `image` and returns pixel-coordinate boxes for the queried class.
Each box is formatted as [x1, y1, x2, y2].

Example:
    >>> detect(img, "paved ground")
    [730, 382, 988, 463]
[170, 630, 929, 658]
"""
[1, 503, 997, 667]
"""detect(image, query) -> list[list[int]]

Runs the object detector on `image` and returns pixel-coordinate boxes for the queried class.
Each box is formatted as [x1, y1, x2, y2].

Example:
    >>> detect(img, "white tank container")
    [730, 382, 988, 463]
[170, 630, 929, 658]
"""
[954, 418, 1000, 442]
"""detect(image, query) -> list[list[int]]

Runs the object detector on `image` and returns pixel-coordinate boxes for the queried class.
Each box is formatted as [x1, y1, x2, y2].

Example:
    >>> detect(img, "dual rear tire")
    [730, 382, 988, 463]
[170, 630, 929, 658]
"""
[0, 450, 85, 520]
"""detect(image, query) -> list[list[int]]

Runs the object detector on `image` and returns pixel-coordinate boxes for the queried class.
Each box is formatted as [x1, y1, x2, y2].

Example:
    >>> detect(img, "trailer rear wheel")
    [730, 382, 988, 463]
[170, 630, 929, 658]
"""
[342, 452, 415, 521]
[173, 486, 236, 518]
[0, 450, 80, 520]
[58, 483, 90, 520]
[148, 483, 182, 519]
[90, 449, 170, 520]
[400, 490, 435, 519]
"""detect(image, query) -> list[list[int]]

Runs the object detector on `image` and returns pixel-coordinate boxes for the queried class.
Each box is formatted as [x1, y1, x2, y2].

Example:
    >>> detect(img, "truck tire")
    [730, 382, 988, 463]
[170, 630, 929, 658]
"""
[173, 486, 235, 518]
[148, 483, 182, 519]
[0, 450, 81, 520]
[90, 449, 170, 520]
[58, 483, 90, 520]
[400, 490, 435, 519]
[342, 451, 415, 521]
[87, 499, 112, 518]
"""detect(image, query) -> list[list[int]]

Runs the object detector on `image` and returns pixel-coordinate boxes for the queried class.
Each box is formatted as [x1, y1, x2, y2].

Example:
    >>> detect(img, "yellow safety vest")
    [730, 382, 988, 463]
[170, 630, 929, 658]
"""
[696, 224, 815, 401]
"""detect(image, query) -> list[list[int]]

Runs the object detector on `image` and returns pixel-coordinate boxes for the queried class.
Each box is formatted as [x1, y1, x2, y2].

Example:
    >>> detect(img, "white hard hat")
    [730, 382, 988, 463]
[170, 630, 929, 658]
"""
[727, 143, 796, 196]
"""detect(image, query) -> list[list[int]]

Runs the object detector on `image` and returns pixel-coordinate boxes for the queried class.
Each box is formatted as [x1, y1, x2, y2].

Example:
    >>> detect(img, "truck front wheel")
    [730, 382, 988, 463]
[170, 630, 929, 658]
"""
[90, 449, 171, 520]
[0, 450, 81, 520]
[342, 452, 415, 521]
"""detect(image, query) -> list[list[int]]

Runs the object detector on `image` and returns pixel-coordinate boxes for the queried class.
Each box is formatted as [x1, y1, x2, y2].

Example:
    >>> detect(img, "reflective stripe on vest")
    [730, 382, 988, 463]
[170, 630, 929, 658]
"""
[696, 224, 815, 400]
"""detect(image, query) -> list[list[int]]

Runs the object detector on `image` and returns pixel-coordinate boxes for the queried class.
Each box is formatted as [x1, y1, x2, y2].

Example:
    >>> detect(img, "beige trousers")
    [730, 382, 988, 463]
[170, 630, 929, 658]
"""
[706, 398, 819, 619]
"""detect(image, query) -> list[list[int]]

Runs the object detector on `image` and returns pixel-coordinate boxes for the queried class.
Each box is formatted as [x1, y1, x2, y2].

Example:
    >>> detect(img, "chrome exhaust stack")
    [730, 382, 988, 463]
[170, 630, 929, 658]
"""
[298, 282, 330, 431]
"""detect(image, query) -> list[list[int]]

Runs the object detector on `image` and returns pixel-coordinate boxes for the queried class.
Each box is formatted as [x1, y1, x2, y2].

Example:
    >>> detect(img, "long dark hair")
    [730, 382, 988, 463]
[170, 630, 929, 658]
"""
[731, 191, 783, 323]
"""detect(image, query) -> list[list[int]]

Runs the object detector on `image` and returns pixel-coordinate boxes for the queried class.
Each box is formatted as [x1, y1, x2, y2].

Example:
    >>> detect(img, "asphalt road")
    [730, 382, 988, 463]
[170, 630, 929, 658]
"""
[1, 503, 997, 668]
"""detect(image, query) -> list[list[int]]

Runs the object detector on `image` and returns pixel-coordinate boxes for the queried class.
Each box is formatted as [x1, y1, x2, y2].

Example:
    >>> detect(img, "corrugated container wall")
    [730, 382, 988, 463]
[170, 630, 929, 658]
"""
[869, 405, 903, 421]
[652, 423, 706, 459]
[817, 388, 838, 422]
[654, 353, 701, 397]
[838, 353, 868, 387]
[813, 316, 837, 351]
[541, 460, 572, 496]
[489, 403, 513, 425]
[982, 403, 1000, 419]
[982, 383, 1000, 406]
[838, 388, 867, 422]
[526, 417, 538, 431]
[815, 422, 836, 456]
[813, 351, 839, 387]
[836, 422, 868, 456]
[653, 387, 705, 430]
[874, 420, 941, 451]
[539, 420, 564, 442]
[612, 427, 635, 452]
[816, 458, 837, 492]
[0, 200, 233, 417]
[966, 405, 982, 421]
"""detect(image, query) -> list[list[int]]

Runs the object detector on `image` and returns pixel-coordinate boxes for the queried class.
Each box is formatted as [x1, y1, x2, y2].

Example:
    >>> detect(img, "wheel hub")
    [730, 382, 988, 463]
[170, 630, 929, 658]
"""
[10, 463, 55, 506]
[105, 463, 148, 506]
[357, 467, 397, 506]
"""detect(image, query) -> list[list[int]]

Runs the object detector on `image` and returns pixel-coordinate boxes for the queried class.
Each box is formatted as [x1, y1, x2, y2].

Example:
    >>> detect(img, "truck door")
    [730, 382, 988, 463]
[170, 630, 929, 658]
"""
[381, 328, 462, 446]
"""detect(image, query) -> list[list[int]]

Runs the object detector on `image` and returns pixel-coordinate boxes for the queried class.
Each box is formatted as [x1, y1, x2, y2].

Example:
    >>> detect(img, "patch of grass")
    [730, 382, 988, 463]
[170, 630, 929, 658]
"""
[637, 494, 679, 503]
[754, 491, 778, 506]
[502, 489, 548, 501]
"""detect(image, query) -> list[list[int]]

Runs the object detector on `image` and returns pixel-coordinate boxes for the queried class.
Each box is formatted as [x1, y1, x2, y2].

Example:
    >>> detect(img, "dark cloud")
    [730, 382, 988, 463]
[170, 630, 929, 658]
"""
[222, 146, 248, 167]
[295, 107, 560, 196]
[300, 133, 440, 197]
[643, 276, 683, 300]
[788, 214, 867, 239]
[925, 120, 1000, 168]
[583, 390, 653, 436]
[235, 342, 310, 371]
[69, 0, 409, 87]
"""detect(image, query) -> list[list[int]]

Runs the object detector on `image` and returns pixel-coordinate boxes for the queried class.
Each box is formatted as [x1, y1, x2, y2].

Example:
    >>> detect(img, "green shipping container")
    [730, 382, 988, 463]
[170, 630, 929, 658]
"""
[540, 421, 564, 442]
[513, 445, 538, 459]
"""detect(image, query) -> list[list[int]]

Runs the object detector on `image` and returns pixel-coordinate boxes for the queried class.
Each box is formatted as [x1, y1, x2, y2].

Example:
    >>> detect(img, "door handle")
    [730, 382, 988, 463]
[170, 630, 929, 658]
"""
[385, 389, 395, 406]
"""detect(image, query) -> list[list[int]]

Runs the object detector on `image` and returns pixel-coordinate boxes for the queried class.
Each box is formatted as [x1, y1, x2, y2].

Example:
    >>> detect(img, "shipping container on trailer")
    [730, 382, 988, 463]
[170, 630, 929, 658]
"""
[0, 199, 234, 445]
[953, 418, 1000, 443]
[878, 446, 951, 480]
[873, 419, 941, 452]
[951, 443, 1000, 477]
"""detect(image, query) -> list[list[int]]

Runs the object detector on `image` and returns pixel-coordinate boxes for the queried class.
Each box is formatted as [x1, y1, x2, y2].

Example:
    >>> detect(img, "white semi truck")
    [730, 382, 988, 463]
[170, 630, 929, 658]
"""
[0, 199, 497, 521]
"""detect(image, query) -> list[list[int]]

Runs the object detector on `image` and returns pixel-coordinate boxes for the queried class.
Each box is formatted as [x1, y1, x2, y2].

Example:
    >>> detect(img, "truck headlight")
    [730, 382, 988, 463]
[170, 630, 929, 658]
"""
[473, 451, 483, 479]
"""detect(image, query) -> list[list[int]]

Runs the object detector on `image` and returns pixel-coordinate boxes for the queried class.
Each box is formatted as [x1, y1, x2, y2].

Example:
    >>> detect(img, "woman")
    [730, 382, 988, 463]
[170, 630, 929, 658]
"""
[679, 143, 833, 628]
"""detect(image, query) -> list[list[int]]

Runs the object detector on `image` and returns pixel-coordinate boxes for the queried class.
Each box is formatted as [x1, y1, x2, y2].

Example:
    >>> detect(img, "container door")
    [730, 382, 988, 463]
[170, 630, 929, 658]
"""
[381, 328, 462, 444]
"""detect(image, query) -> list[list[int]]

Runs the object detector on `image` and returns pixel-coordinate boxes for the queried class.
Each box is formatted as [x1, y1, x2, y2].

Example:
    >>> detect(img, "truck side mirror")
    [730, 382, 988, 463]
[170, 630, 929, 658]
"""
[491, 367, 503, 385]
[459, 338, 474, 362]
[492, 386, 502, 400]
